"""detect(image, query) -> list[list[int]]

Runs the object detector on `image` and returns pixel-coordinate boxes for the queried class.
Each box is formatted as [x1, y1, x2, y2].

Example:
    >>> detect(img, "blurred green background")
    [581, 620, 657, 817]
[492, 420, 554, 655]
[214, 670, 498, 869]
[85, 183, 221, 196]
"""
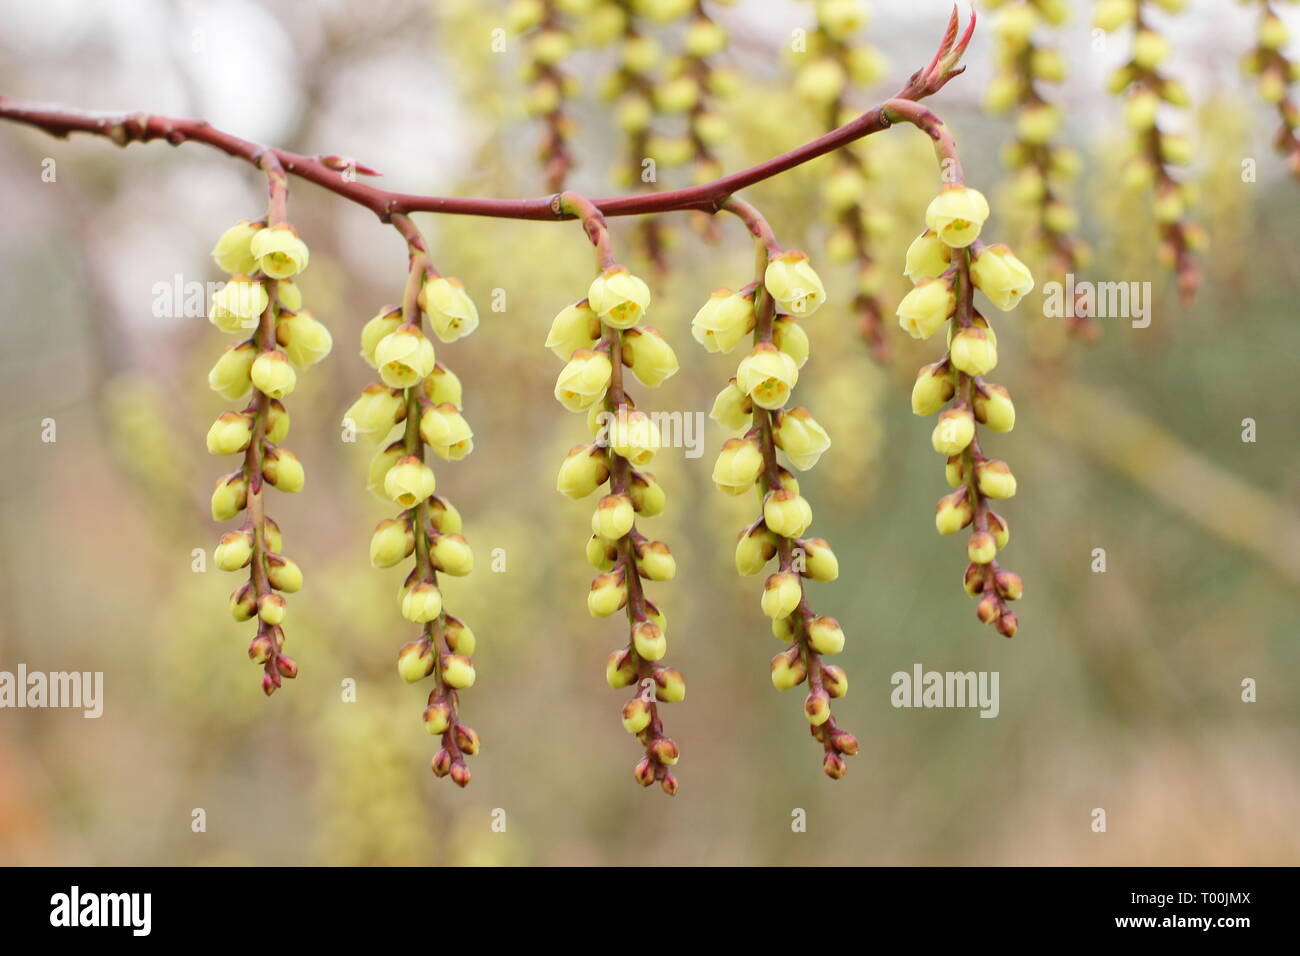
[0, 0, 1297, 865]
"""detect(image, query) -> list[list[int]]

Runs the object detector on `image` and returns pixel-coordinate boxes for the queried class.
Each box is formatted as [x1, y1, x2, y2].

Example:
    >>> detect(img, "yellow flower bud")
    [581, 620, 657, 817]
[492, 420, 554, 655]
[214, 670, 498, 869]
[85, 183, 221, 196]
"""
[628, 471, 665, 516]
[214, 529, 254, 571]
[772, 316, 810, 368]
[794, 58, 846, 104]
[763, 488, 813, 538]
[912, 361, 956, 416]
[822, 665, 848, 699]
[973, 383, 1016, 433]
[251, 225, 310, 279]
[970, 244, 1035, 311]
[968, 531, 997, 565]
[375, 325, 436, 389]
[264, 516, 283, 553]
[554, 348, 613, 411]
[262, 447, 305, 493]
[691, 288, 756, 354]
[344, 384, 406, 443]
[1017, 103, 1061, 145]
[712, 437, 764, 495]
[632, 620, 667, 661]
[621, 326, 679, 387]
[427, 495, 463, 534]
[592, 493, 635, 540]
[401, 580, 444, 623]
[211, 220, 260, 275]
[230, 582, 257, 621]
[994, 4, 1036, 48]
[265, 553, 303, 592]
[654, 665, 685, 703]
[276, 310, 333, 368]
[588, 571, 628, 617]
[935, 488, 974, 535]
[419, 276, 479, 343]
[206, 411, 254, 455]
[556, 444, 610, 499]
[1260, 13, 1289, 51]
[684, 16, 726, 56]
[896, 276, 956, 340]
[932, 406, 976, 455]
[904, 229, 953, 283]
[209, 277, 268, 333]
[709, 378, 753, 430]
[608, 408, 661, 465]
[277, 279, 302, 312]
[397, 640, 435, 683]
[805, 689, 832, 725]
[1124, 89, 1159, 131]
[606, 649, 638, 690]
[736, 342, 799, 410]
[370, 518, 415, 568]
[770, 645, 808, 691]
[257, 592, 286, 626]
[975, 459, 1018, 499]
[949, 326, 999, 376]
[366, 442, 405, 500]
[422, 363, 463, 409]
[925, 185, 990, 248]
[444, 615, 475, 655]
[429, 532, 474, 576]
[800, 537, 839, 582]
[824, 166, 866, 214]
[773, 407, 831, 471]
[211, 472, 248, 521]
[764, 250, 827, 317]
[1031, 48, 1066, 83]
[984, 72, 1021, 114]
[423, 699, 452, 735]
[735, 521, 778, 576]
[361, 308, 403, 368]
[384, 455, 436, 507]
[761, 571, 803, 619]
[808, 615, 845, 654]
[1093, 0, 1135, 32]
[635, 540, 676, 581]
[655, 75, 699, 114]
[545, 299, 601, 360]
[207, 340, 257, 401]
[989, 511, 1011, 549]
[250, 349, 297, 399]
[946, 455, 965, 489]
[264, 402, 287, 442]
[622, 697, 652, 734]
[441, 653, 476, 690]
[1132, 29, 1170, 70]
[588, 265, 651, 329]
[587, 534, 619, 572]
[615, 94, 653, 133]
[419, 403, 474, 460]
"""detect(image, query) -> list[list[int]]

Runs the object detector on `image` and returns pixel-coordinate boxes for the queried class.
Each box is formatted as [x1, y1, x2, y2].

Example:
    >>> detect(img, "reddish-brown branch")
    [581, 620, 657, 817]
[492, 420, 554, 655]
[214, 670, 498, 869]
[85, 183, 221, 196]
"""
[0, 11, 973, 226]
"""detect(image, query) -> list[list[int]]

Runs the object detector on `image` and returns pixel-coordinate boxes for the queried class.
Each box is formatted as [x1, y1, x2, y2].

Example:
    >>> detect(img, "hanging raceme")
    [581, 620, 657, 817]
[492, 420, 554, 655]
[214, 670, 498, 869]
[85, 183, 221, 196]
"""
[548, 193, 685, 795]
[983, 0, 1093, 340]
[511, 0, 579, 191]
[1243, 0, 1300, 179]
[693, 197, 857, 780]
[795, 0, 893, 357]
[1095, 0, 1204, 300]
[206, 155, 330, 695]
[345, 213, 482, 787]
[891, 99, 1028, 637]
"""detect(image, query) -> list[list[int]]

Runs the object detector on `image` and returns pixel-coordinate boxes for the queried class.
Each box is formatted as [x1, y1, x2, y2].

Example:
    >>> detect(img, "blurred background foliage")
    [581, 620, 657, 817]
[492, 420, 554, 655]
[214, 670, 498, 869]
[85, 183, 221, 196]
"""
[0, 0, 1297, 865]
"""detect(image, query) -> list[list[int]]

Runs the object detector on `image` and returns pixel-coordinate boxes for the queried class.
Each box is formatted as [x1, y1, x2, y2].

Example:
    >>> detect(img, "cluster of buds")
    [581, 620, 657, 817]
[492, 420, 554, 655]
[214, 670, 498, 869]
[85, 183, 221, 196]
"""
[1243, 0, 1300, 179]
[698, 208, 857, 778]
[509, 0, 580, 190]
[1096, 0, 1204, 301]
[595, 0, 733, 264]
[547, 214, 685, 793]
[793, 0, 892, 357]
[346, 218, 481, 787]
[983, 0, 1093, 339]
[206, 183, 330, 694]
[898, 184, 1029, 636]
